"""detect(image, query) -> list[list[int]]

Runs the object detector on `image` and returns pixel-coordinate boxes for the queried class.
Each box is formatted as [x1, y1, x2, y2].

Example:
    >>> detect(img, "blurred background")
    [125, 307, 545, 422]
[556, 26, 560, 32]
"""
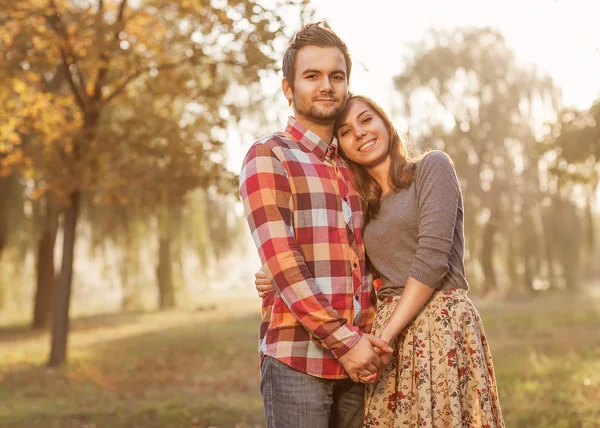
[0, 0, 599, 427]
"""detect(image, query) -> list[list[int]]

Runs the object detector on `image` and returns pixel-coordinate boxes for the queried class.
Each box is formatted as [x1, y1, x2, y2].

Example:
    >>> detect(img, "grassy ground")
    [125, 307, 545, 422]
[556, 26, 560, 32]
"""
[0, 292, 599, 428]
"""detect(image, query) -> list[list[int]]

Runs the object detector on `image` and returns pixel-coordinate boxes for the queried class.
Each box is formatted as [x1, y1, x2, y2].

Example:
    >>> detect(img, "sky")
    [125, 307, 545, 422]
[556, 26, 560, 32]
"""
[226, 0, 600, 172]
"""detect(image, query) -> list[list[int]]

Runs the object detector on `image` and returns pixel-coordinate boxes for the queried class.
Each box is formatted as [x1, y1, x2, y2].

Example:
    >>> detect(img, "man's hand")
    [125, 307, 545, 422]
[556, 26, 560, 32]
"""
[255, 268, 273, 298]
[338, 334, 393, 382]
[358, 340, 394, 383]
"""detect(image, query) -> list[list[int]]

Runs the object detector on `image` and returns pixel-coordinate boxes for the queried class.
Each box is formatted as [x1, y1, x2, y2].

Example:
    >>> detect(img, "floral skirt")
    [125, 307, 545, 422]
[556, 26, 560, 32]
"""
[364, 289, 504, 428]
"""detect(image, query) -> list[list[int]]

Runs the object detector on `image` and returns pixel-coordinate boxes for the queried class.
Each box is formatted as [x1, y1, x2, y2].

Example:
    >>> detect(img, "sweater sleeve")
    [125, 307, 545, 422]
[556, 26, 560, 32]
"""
[407, 151, 460, 289]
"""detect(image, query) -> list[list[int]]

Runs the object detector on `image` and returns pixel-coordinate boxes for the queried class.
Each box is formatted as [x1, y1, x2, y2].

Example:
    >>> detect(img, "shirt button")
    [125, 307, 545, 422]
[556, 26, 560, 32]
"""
[343, 197, 348, 202]
[354, 295, 359, 301]
[348, 230, 353, 235]
[353, 262, 358, 268]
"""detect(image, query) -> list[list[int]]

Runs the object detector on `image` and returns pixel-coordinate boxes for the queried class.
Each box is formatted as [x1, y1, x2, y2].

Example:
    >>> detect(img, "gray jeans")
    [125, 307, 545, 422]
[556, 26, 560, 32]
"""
[260, 356, 365, 428]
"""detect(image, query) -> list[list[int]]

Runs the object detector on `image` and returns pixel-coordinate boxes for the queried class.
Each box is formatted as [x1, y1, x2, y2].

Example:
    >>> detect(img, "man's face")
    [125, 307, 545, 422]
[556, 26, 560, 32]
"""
[283, 46, 349, 125]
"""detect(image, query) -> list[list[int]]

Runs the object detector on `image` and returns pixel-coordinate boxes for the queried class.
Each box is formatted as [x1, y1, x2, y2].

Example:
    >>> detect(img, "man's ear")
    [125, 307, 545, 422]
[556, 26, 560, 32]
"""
[282, 78, 293, 106]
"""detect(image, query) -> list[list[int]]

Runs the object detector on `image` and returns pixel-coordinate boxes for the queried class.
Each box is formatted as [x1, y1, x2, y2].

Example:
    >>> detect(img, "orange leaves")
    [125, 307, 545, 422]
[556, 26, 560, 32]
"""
[1, 0, 280, 208]
[11, 80, 28, 95]
[0, 150, 23, 177]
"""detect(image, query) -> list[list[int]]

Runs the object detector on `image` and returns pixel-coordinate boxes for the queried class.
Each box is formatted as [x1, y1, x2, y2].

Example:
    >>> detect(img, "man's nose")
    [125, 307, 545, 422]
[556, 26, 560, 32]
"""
[319, 77, 334, 92]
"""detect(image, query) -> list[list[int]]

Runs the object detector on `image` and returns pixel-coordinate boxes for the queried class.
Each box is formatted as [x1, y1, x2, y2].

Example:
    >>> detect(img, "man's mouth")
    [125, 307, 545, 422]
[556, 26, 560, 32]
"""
[358, 139, 376, 152]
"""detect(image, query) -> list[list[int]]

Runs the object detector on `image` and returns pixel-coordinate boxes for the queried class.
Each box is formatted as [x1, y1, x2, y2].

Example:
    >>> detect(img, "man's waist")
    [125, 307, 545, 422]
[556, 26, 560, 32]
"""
[260, 339, 349, 379]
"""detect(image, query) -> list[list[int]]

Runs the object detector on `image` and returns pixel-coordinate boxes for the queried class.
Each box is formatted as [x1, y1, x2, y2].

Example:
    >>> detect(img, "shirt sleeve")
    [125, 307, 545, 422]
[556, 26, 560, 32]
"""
[408, 151, 460, 289]
[239, 142, 362, 358]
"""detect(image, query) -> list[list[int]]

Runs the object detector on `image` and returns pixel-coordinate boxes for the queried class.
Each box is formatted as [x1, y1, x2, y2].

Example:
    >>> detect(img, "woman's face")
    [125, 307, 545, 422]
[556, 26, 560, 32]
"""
[336, 99, 390, 168]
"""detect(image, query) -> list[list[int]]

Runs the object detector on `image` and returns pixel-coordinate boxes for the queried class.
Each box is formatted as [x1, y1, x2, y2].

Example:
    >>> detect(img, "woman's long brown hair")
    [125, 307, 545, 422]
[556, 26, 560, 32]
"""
[335, 95, 417, 224]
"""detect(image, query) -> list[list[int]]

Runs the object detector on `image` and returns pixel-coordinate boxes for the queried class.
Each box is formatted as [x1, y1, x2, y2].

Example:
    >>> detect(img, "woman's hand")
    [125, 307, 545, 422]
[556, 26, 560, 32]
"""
[357, 339, 393, 384]
[255, 268, 274, 298]
[358, 373, 379, 384]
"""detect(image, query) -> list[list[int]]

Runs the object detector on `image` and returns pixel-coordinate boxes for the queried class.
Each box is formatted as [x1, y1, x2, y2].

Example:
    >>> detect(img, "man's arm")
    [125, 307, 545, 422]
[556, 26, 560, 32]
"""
[240, 142, 363, 359]
[253, 267, 393, 381]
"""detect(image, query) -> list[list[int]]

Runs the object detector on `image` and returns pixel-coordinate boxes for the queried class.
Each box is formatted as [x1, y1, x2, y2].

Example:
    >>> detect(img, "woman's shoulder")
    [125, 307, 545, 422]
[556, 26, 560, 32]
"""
[416, 150, 455, 176]
[418, 150, 454, 166]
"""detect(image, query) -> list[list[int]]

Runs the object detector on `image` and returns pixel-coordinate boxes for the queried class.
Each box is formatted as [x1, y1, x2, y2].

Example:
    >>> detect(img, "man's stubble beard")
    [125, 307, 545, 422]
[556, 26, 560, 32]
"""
[294, 93, 346, 124]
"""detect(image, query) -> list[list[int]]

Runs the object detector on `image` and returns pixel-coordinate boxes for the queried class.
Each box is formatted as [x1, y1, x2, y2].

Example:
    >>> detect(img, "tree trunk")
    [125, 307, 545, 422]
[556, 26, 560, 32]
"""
[520, 208, 538, 295]
[48, 190, 80, 367]
[505, 235, 519, 293]
[0, 175, 12, 259]
[156, 209, 175, 309]
[0, 172, 20, 310]
[32, 195, 60, 329]
[119, 212, 145, 312]
[157, 237, 175, 309]
[481, 208, 499, 293]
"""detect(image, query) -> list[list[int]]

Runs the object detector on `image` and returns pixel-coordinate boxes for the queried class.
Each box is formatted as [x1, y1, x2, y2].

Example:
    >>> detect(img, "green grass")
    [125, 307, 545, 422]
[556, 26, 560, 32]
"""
[1, 293, 599, 427]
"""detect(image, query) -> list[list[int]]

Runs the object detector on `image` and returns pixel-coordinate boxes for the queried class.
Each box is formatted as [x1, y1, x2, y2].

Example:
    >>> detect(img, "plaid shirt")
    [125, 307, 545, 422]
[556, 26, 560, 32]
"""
[240, 117, 375, 379]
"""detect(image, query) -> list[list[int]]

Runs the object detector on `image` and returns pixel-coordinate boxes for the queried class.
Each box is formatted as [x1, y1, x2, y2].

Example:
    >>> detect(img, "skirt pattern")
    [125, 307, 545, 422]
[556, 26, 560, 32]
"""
[364, 289, 504, 427]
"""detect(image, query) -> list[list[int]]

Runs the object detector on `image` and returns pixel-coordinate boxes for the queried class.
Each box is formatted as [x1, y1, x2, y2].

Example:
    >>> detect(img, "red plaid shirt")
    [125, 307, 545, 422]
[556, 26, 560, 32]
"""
[240, 117, 375, 379]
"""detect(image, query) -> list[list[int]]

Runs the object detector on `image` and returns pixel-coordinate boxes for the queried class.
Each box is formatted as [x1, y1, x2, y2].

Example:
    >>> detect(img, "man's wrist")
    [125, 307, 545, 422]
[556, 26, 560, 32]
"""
[324, 325, 362, 359]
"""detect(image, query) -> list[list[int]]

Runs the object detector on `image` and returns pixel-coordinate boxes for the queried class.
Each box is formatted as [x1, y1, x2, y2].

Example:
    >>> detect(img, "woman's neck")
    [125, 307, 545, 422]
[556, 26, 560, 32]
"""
[367, 158, 392, 196]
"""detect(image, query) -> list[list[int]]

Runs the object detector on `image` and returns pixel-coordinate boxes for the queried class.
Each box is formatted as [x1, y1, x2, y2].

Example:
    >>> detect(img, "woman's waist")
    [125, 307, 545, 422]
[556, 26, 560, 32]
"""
[377, 284, 468, 302]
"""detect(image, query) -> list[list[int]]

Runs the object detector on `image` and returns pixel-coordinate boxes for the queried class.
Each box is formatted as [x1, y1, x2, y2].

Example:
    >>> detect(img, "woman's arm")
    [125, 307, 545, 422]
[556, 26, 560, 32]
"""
[380, 151, 461, 343]
[379, 276, 434, 343]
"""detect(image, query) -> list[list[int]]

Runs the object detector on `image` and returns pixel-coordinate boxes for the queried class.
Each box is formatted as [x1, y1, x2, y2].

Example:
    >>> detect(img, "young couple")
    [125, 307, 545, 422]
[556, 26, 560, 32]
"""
[239, 22, 504, 427]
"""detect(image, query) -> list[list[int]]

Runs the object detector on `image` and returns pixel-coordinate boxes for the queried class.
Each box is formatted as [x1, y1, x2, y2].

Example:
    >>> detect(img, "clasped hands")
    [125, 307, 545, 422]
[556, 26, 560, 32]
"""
[255, 270, 393, 384]
[338, 333, 393, 384]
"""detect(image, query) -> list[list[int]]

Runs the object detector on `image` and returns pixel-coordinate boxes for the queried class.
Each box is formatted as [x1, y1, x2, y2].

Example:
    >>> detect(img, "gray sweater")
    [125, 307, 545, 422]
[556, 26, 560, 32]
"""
[363, 151, 469, 298]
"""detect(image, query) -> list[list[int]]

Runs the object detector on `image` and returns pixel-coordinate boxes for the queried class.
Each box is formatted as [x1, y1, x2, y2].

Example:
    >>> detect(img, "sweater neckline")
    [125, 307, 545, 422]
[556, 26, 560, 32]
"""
[381, 190, 395, 202]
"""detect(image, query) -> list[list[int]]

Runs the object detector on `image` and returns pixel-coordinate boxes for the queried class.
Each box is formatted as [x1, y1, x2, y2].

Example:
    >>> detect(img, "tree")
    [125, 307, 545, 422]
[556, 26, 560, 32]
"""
[1, 0, 284, 366]
[544, 99, 600, 283]
[394, 27, 563, 294]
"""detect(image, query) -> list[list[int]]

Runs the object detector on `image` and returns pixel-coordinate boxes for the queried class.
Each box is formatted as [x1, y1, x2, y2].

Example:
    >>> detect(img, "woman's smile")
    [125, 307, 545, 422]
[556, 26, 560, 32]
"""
[358, 138, 377, 152]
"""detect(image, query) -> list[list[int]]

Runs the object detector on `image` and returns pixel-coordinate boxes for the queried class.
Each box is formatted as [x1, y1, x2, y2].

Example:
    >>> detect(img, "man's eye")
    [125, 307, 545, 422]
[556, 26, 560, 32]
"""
[306, 75, 316, 79]
[333, 76, 344, 80]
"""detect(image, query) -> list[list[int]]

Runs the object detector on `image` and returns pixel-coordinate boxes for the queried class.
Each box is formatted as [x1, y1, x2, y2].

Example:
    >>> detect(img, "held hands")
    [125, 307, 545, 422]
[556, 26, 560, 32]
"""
[338, 334, 393, 384]
[254, 268, 394, 383]
[358, 338, 395, 383]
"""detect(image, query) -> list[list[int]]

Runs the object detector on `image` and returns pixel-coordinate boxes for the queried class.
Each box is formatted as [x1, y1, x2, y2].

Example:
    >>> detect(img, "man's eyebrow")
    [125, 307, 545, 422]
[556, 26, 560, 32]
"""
[301, 69, 321, 75]
[301, 69, 346, 76]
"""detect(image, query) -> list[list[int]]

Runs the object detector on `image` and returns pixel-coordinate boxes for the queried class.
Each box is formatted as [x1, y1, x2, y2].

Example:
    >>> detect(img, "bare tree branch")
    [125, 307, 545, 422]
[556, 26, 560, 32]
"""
[93, 0, 128, 101]
[46, 0, 87, 111]
[116, 0, 127, 22]
[104, 59, 188, 102]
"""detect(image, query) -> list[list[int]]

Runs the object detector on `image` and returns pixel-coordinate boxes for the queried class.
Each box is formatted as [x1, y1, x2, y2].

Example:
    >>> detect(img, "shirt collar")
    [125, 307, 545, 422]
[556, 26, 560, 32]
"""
[286, 116, 339, 161]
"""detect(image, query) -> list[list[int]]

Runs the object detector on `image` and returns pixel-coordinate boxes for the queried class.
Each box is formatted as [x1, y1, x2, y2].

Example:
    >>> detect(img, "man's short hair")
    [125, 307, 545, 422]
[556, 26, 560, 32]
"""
[282, 22, 352, 90]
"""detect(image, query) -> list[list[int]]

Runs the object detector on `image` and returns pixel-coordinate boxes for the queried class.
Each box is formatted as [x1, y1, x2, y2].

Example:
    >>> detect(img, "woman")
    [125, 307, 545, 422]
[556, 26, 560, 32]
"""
[257, 95, 504, 427]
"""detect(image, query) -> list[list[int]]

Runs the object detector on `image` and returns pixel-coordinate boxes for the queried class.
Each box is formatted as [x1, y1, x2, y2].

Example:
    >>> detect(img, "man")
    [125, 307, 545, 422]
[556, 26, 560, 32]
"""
[239, 23, 391, 428]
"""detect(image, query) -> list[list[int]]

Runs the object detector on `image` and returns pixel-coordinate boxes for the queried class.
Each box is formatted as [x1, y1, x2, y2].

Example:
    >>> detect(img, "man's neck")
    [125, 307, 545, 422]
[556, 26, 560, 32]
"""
[293, 115, 335, 144]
